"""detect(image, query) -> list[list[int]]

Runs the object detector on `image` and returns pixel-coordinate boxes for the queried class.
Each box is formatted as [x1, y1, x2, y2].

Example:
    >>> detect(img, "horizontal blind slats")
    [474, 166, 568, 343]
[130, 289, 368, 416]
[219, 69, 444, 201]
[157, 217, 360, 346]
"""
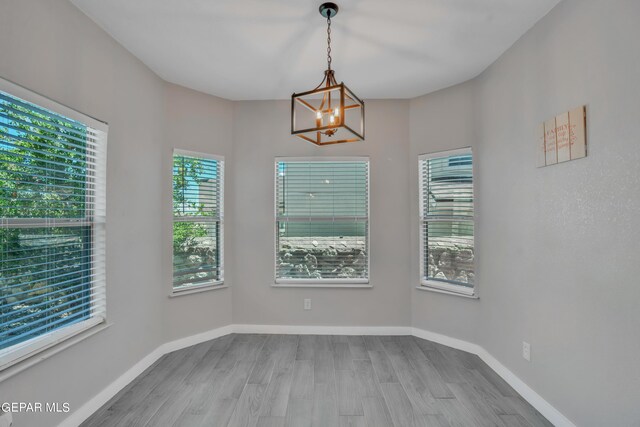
[1, 87, 107, 354]
[172, 153, 223, 289]
[0, 138, 92, 172]
[275, 160, 369, 282]
[0, 158, 93, 183]
[420, 154, 473, 220]
[0, 294, 105, 329]
[0, 124, 101, 156]
[0, 93, 88, 135]
[0, 248, 105, 272]
[419, 152, 474, 289]
[0, 110, 94, 146]
[0, 307, 104, 350]
[2, 279, 104, 309]
[1, 177, 91, 192]
[1, 253, 94, 282]
[1, 271, 103, 301]
[173, 275, 219, 288]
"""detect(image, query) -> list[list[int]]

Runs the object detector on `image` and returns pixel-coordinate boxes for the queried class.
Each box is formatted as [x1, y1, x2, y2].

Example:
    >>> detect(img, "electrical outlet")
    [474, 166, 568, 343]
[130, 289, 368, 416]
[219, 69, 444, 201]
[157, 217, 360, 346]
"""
[522, 341, 531, 362]
[304, 298, 311, 310]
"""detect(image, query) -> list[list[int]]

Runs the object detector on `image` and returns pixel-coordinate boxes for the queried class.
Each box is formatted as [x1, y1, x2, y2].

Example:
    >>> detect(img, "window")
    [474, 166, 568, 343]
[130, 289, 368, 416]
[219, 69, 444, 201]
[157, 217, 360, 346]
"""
[275, 158, 369, 285]
[0, 79, 107, 369]
[172, 150, 224, 293]
[419, 148, 475, 296]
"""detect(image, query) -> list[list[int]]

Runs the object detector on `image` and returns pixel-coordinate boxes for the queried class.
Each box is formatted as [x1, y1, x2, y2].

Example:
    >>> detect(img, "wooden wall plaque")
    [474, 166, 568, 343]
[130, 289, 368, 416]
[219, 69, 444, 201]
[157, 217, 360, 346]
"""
[556, 112, 570, 163]
[569, 106, 586, 160]
[544, 117, 557, 166]
[537, 105, 586, 167]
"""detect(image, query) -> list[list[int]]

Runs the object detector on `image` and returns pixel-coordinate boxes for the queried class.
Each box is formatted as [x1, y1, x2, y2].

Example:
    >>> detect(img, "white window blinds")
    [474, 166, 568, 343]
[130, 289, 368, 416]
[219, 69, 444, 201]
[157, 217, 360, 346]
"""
[0, 79, 107, 369]
[275, 158, 369, 284]
[172, 150, 224, 292]
[419, 149, 475, 295]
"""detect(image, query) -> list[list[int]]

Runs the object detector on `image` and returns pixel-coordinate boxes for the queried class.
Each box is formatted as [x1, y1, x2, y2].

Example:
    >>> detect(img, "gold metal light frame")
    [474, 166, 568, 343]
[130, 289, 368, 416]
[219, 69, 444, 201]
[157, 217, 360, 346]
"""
[291, 2, 365, 146]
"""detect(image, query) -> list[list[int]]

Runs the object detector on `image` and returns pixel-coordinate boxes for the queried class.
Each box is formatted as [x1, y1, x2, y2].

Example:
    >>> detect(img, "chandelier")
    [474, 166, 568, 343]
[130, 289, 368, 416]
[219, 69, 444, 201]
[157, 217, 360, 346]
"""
[291, 2, 365, 146]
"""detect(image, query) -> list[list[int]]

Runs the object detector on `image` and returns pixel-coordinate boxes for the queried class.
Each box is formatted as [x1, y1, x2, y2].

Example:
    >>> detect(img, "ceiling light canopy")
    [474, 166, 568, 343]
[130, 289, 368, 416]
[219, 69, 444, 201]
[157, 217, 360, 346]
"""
[291, 2, 365, 146]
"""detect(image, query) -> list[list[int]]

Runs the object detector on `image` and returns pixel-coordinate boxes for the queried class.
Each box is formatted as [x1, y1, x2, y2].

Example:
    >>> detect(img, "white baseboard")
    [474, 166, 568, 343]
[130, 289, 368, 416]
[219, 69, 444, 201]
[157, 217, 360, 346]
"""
[476, 349, 574, 427]
[59, 324, 574, 427]
[159, 325, 235, 354]
[58, 325, 234, 427]
[411, 327, 484, 355]
[411, 327, 575, 427]
[233, 324, 412, 336]
[58, 347, 163, 427]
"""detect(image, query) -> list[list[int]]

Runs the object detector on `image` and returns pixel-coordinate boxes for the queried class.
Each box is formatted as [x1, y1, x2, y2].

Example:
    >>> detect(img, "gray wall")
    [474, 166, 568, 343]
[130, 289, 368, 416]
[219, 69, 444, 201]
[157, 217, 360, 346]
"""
[410, 1, 640, 425]
[410, 80, 481, 343]
[161, 83, 234, 342]
[0, 1, 234, 426]
[2, 0, 640, 426]
[231, 100, 412, 327]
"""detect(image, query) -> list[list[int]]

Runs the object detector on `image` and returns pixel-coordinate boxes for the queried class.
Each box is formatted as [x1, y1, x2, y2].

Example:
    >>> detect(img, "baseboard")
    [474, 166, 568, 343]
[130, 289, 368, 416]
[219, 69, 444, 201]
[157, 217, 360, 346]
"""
[476, 349, 575, 427]
[411, 327, 484, 355]
[58, 325, 234, 427]
[58, 347, 164, 427]
[159, 325, 235, 354]
[411, 327, 575, 427]
[59, 324, 574, 427]
[233, 324, 412, 335]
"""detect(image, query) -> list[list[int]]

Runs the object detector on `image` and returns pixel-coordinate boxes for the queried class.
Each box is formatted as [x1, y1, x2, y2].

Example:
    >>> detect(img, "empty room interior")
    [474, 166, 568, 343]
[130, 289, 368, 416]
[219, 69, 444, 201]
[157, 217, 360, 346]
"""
[0, 0, 639, 426]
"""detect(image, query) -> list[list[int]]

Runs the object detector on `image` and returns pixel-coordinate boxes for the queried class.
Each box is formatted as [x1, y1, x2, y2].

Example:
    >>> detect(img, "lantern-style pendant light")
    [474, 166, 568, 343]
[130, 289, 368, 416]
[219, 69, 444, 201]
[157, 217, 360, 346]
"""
[291, 2, 365, 146]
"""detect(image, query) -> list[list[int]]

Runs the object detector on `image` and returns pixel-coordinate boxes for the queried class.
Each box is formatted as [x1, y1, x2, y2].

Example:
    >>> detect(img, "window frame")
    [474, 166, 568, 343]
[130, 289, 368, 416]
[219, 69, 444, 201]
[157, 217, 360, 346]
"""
[273, 156, 371, 287]
[418, 147, 476, 297]
[170, 149, 225, 297]
[0, 77, 108, 371]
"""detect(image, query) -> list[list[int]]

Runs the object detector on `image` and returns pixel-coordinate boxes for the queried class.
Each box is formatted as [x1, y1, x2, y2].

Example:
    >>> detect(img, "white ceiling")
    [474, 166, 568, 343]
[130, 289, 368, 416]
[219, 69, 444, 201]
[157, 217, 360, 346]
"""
[70, 0, 560, 100]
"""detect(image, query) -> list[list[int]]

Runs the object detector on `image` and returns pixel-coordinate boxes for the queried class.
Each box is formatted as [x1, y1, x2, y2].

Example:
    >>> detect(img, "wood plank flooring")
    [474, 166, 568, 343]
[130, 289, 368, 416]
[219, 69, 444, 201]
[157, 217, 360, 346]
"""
[82, 334, 553, 427]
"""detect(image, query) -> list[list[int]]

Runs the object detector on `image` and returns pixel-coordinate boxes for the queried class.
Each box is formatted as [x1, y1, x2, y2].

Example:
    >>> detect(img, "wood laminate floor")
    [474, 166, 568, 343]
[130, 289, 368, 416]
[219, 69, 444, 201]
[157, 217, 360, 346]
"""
[82, 334, 553, 427]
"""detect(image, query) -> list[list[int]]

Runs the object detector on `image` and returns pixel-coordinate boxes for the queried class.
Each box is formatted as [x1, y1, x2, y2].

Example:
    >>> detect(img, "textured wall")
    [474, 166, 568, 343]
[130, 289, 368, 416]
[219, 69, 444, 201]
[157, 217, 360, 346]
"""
[1, 1, 639, 426]
[476, 1, 640, 424]
[410, 1, 640, 425]
[0, 1, 165, 425]
[161, 83, 234, 342]
[231, 100, 412, 328]
[0, 1, 234, 426]
[409, 80, 481, 344]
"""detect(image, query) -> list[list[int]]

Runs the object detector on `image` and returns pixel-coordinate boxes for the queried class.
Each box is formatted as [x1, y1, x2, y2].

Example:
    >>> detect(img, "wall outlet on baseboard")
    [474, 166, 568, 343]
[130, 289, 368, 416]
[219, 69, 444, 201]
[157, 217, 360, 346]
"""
[522, 341, 531, 362]
[304, 299, 311, 310]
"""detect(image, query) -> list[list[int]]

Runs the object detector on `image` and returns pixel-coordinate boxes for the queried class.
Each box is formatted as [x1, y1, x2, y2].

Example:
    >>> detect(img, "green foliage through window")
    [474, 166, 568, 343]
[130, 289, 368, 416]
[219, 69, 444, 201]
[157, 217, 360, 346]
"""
[172, 153, 223, 290]
[0, 90, 98, 351]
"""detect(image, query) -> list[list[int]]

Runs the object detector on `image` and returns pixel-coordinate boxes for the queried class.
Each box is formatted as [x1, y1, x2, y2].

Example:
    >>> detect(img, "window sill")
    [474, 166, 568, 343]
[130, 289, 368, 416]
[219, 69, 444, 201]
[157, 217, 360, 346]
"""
[416, 285, 479, 300]
[0, 321, 111, 383]
[272, 283, 372, 289]
[169, 282, 228, 298]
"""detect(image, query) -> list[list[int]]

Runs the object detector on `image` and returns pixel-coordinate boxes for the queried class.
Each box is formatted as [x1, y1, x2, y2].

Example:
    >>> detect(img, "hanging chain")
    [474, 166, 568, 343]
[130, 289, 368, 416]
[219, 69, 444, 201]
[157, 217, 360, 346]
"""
[326, 14, 332, 71]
